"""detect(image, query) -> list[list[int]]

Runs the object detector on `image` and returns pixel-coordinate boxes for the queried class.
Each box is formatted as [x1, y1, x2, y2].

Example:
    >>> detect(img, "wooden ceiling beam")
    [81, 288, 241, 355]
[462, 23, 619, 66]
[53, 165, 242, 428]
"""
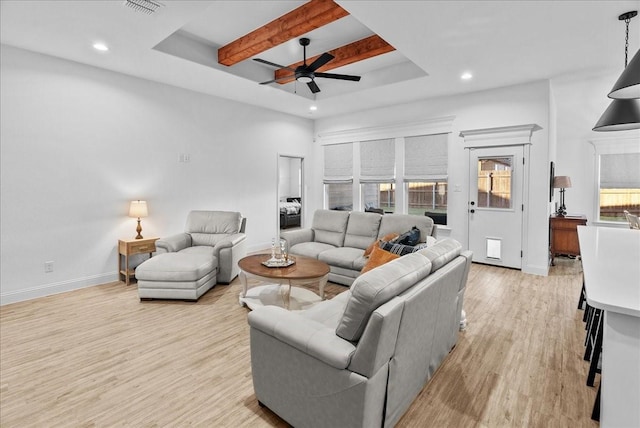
[217, 0, 349, 66]
[274, 34, 395, 84]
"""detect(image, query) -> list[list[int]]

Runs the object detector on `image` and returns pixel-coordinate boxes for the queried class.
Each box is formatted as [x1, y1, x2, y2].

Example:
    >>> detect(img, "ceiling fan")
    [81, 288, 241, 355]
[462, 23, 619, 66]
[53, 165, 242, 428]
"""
[253, 38, 361, 94]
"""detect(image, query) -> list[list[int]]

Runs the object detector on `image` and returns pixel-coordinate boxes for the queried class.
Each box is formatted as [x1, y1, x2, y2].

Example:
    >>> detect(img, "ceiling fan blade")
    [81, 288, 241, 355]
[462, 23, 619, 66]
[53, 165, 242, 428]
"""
[308, 52, 334, 72]
[315, 72, 361, 82]
[253, 58, 295, 72]
[307, 80, 321, 94]
[259, 75, 294, 85]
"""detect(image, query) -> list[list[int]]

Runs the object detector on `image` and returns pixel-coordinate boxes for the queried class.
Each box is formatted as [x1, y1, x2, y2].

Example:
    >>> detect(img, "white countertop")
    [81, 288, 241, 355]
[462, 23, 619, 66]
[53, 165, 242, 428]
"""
[578, 226, 640, 317]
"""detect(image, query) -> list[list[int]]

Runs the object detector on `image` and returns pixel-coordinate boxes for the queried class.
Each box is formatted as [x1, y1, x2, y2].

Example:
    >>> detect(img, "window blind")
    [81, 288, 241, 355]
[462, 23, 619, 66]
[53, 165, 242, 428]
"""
[404, 133, 448, 181]
[600, 153, 640, 188]
[323, 143, 353, 183]
[360, 138, 395, 183]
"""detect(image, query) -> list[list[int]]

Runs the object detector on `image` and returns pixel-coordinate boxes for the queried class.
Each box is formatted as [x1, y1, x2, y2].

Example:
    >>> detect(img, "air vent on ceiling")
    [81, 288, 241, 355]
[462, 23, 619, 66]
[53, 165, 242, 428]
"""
[124, 0, 164, 15]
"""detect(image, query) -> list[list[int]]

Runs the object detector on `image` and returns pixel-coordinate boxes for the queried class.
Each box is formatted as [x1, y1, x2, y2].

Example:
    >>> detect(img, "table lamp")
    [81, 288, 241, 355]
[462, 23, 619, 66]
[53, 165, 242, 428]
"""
[553, 176, 571, 217]
[129, 200, 148, 239]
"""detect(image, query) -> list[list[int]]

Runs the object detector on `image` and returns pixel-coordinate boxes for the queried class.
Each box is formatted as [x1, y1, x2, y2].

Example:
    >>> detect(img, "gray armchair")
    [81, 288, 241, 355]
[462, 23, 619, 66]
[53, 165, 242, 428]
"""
[155, 210, 247, 283]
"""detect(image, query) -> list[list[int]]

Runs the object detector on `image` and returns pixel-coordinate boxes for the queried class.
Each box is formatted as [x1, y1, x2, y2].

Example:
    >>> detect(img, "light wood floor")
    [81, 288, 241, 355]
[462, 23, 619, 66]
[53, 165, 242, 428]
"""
[0, 258, 598, 427]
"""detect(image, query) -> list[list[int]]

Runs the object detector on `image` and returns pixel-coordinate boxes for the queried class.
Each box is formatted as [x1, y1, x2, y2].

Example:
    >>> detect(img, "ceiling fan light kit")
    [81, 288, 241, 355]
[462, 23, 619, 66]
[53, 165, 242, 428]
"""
[254, 37, 361, 94]
[593, 10, 640, 131]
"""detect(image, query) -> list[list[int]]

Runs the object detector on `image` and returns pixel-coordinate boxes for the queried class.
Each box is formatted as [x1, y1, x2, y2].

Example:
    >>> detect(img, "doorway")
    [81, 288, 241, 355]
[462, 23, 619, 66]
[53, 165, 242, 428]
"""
[278, 155, 304, 231]
[468, 146, 524, 269]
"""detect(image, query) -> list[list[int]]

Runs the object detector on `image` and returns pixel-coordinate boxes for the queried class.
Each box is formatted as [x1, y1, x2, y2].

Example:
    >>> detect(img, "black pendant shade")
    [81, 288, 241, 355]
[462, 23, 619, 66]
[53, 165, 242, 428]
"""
[593, 11, 640, 132]
[608, 49, 640, 99]
[593, 98, 640, 132]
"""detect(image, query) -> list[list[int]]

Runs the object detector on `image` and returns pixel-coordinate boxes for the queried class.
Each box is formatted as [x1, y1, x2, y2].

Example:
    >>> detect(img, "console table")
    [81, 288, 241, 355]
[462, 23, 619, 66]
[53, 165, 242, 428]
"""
[578, 226, 640, 427]
[549, 214, 587, 265]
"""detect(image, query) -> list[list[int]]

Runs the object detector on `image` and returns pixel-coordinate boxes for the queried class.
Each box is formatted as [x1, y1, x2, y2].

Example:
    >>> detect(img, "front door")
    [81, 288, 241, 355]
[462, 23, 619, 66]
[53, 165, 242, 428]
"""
[468, 146, 524, 269]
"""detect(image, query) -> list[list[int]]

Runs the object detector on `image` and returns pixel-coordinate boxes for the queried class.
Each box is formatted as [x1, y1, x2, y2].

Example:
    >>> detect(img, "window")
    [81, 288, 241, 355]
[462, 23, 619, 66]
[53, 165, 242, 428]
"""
[326, 183, 353, 210]
[404, 134, 448, 221]
[323, 143, 353, 211]
[406, 181, 447, 216]
[363, 182, 395, 213]
[476, 157, 513, 209]
[598, 152, 640, 222]
[360, 138, 395, 213]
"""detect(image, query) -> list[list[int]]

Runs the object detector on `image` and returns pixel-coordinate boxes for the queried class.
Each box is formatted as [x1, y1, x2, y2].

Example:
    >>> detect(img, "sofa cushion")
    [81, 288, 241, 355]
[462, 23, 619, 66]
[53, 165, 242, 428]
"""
[179, 246, 217, 257]
[418, 238, 462, 272]
[301, 291, 351, 328]
[319, 247, 367, 270]
[343, 212, 383, 250]
[337, 252, 432, 342]
[290, 241, 336, 259]
[186, 211, 243, 247]
[135, 252, 217, 282]
[378, 214, 434, 243]
[312, 209, 350, 247]
[361, 245, 400, 274]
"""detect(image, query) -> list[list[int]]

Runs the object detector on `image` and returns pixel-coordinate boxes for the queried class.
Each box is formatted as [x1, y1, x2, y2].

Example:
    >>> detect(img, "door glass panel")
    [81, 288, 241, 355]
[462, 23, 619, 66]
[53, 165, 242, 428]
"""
[477, 157, 513, 208]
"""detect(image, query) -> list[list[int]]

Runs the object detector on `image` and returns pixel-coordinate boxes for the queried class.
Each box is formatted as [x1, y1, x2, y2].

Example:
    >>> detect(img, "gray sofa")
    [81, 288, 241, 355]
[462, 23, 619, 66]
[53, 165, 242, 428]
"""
[281, 209, 437, 286]
[248, 238, 472, 427]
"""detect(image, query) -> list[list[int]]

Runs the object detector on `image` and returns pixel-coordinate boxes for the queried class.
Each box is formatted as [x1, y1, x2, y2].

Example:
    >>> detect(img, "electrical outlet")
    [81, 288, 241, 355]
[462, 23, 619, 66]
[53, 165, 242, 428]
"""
[44, 261, 54, 273]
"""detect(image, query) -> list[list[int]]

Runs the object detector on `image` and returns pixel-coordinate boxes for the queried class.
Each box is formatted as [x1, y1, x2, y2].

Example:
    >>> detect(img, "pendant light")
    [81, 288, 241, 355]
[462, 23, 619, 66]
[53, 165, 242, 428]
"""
[593, 11, 640, 132]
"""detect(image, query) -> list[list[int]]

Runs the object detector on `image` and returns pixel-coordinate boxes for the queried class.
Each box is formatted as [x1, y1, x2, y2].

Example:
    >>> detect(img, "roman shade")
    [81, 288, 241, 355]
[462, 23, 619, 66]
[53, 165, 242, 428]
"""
[324, 143, 353, 184]
[360, 138, 395, 183]
[600, 153, 640, 188]
[404, 134, 448, 181]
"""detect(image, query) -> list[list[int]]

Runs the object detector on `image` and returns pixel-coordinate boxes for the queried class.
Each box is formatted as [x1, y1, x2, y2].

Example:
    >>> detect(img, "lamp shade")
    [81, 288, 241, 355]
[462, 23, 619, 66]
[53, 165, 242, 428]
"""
[592, 98, 640, 131]
[553, 176, 572, 189]
[609, 49, 640, 99]
[128, 200, 148, 218]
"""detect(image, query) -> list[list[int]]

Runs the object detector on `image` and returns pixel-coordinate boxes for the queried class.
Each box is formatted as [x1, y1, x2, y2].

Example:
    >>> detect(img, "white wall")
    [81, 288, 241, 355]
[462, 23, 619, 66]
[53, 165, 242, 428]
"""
[278, 156, 302, 200]
[314, 80, 551, 275]
[0, 45, 314, 304]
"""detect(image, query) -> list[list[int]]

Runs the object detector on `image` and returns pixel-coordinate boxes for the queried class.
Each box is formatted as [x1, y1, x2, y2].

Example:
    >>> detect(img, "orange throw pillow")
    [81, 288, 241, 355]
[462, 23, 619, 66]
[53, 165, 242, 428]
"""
[363, 232, 399, 257]
[361, 245, 400, 274]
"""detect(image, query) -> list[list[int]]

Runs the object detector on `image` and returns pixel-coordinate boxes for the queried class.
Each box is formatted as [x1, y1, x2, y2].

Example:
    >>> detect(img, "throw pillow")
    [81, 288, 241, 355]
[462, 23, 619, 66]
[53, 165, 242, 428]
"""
[361, 245, 400, 273]
[380, 240, 422, 256]
[396, 226, 420, 246]
[363, 232, 399, 257]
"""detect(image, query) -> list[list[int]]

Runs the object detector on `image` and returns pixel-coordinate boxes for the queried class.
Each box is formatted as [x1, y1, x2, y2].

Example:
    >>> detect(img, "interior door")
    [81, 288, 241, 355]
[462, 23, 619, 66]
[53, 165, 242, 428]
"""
[468, 146, 524, 269]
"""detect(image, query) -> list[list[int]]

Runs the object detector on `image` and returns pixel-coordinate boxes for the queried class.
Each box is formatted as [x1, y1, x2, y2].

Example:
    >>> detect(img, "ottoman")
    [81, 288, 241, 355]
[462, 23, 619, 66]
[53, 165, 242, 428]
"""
[135, 250, 218, 301]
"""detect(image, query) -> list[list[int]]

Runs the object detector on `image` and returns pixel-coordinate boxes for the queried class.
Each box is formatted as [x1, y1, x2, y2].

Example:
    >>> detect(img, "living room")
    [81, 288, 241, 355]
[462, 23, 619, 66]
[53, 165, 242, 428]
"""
[1, 0, 639, 426]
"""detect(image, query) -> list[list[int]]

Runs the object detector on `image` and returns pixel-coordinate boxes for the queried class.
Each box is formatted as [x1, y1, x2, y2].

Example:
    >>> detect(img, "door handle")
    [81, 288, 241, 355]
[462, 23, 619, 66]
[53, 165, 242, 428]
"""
[470, 209, 475, 213]
[470, 201, 475, 206]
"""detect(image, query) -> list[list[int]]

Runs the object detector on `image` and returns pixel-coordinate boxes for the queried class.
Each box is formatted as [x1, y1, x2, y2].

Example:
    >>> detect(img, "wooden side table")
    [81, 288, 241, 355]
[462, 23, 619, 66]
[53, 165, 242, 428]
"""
[118, 237, 159, 285]
[549, 215, 587, 265]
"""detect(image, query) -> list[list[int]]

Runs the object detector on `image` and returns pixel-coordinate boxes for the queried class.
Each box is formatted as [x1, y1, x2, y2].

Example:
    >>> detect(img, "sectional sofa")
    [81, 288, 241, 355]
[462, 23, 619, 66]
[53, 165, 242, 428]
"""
[280, 209, 437, 285]
[248, 237, 472, 427]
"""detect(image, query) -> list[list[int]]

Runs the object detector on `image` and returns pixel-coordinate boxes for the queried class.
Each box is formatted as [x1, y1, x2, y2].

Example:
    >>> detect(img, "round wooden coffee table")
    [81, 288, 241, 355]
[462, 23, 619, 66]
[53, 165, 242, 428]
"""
[238, 254, 330, 310]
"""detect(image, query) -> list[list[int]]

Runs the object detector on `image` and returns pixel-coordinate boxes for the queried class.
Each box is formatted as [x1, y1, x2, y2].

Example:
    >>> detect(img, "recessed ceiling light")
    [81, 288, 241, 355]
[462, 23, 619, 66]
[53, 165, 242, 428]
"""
[461, 72, 473, 80]
[93, 43, 109, 52]
[309, 105, 318, 111]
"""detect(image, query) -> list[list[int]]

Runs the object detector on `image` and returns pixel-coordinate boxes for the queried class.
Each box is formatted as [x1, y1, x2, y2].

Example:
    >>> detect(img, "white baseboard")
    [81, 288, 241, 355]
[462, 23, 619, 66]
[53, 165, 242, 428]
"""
[523, 263, 549, 276]
[0, 272, 119, 306]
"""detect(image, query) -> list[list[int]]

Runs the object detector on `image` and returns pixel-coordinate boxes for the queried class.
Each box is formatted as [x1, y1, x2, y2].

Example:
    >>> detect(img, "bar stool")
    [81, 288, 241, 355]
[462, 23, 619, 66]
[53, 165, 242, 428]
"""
[578, 280, 587, 310]
[592, 383, 601, 421]
[584, 307, 603, 387]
